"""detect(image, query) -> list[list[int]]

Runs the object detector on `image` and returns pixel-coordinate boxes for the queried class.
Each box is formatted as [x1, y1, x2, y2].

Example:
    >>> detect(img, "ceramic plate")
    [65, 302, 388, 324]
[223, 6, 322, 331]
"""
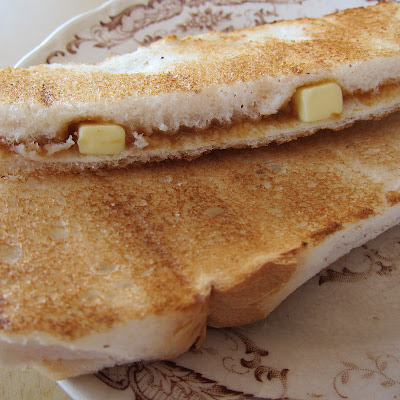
[18, 1, 400, 399]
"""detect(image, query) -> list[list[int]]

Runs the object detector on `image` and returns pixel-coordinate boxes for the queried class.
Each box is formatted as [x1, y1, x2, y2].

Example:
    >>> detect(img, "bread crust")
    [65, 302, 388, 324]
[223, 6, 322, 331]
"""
[2, 112, 400, 377]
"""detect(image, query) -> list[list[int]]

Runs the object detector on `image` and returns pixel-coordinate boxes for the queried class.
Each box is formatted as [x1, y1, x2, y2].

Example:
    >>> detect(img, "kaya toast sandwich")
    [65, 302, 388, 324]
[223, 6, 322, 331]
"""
[1, 112, 400, 379]
[1, 2, 400, 170]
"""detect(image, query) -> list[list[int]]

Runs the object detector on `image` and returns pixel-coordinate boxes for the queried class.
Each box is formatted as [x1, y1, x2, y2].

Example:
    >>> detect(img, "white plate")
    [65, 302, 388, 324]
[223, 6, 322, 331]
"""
[18, 1, 400, 399]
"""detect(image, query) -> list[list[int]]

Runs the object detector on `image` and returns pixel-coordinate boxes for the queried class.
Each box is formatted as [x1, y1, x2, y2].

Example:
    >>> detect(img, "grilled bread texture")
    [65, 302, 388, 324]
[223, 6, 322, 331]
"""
[1, 112, 400, 378]
[1, 2, 400, 169]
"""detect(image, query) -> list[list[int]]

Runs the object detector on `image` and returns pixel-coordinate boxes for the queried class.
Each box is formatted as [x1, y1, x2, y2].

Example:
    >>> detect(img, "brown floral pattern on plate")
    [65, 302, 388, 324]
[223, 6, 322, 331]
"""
[319, 243, 398, 285]
[96, 361, 272, 400]
[45, 0, 305, 64]
[194, 328, 290, 395]
[333, 353, 400, 399]
[96, 328, 294, 399]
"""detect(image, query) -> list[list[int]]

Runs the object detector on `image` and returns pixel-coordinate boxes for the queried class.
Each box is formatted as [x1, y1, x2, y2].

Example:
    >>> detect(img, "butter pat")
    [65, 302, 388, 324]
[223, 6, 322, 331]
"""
[77, 124, 126, 155]
[293, 82, 343, 122]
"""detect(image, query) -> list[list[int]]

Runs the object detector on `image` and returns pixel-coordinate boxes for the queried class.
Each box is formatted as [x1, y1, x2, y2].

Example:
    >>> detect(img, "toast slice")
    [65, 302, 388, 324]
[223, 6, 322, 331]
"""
[1, 112, 400, 379]
[1, 2, 400, 170]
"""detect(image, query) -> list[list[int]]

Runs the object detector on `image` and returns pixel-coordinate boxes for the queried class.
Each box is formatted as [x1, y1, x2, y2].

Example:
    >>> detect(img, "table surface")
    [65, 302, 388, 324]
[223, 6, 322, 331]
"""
[1, 1, 106, 398]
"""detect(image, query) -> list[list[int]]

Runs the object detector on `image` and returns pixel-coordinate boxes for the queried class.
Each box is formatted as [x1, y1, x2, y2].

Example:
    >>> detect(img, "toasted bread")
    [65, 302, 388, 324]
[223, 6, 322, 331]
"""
[1, 2, 400, 170]
[1, 111, 400, 378]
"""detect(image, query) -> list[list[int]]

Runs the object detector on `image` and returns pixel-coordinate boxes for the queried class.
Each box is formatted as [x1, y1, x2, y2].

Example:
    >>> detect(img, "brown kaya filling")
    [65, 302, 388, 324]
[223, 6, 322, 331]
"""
[6, 81, 400, 158]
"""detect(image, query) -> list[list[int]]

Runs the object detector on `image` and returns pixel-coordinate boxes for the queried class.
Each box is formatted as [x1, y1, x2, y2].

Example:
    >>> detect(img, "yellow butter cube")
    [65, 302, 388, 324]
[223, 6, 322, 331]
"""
[293, 82, 343, 123]
[77, 124, 126, 155]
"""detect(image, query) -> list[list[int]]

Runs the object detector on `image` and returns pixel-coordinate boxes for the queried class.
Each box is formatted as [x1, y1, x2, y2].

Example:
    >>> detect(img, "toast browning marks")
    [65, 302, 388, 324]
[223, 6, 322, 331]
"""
[4, 3, 400, 101]
[1, 2, 400, 167]
[2, 113, 400, 378]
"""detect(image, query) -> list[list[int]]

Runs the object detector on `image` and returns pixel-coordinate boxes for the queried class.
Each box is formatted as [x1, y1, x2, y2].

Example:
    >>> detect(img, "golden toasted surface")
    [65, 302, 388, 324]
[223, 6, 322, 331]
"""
[1, 112, 400, 340]
[0, 2, 399, 104]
